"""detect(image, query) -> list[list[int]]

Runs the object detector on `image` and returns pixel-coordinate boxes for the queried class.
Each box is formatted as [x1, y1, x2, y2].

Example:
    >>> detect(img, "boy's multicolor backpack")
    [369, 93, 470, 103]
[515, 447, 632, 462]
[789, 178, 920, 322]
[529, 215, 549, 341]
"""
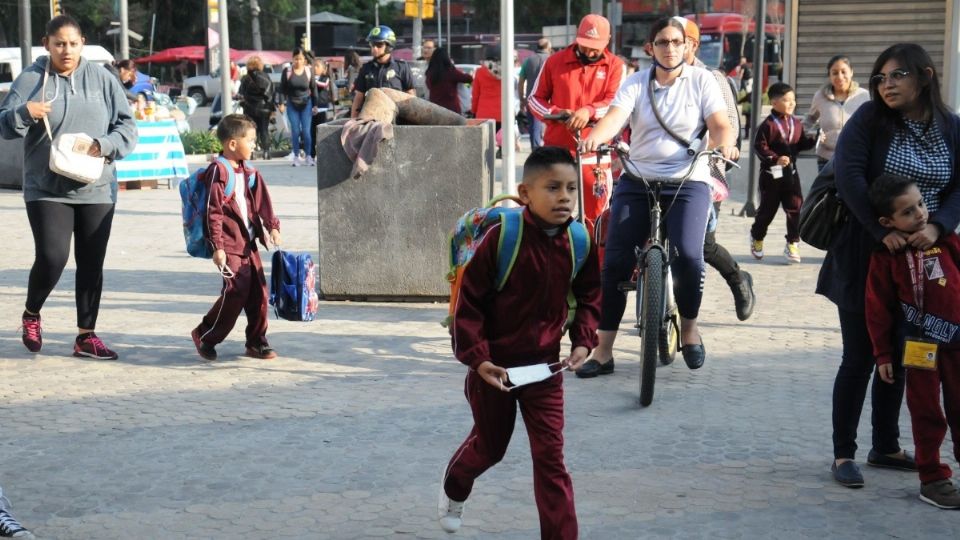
[270, 250, 320, 321]
[443, 194, 591, 331]
[179, 156, 256, 258]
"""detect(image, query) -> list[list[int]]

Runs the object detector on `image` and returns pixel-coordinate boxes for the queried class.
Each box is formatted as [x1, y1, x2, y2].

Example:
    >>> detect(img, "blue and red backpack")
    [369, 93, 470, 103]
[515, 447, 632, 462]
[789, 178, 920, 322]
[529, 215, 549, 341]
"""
[179, 156, 256, 258]
[443, 194, 590, 331]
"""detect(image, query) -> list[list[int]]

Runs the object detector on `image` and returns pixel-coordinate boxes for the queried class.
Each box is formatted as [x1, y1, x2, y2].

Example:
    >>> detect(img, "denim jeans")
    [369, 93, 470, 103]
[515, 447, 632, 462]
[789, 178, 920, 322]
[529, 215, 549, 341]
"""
[286, 99, 313, 157]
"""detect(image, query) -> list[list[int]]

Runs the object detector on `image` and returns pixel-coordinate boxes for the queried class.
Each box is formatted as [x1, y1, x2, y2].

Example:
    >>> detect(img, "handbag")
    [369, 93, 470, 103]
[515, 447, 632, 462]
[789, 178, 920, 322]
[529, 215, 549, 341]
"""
[41, 60, 105, 184]
[798, 158, 847, 250]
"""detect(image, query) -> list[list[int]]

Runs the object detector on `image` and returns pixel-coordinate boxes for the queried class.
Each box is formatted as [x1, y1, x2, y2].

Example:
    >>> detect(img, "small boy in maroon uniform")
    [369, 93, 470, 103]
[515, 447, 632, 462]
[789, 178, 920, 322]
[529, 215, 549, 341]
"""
[438, 147, 601, 539]
[191, 114, 282, 361]
[865, 174, 960, 509]
[749, 82, 816, 263]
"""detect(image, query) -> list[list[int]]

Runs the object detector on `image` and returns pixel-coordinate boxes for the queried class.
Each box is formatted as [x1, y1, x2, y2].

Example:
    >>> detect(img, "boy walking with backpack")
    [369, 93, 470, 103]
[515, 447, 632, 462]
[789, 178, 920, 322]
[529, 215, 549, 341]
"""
[438, 147, 601, 538]
[749, 82, 816, 263]
[865, 174, 960, 509]
[191, 114, 282, 361]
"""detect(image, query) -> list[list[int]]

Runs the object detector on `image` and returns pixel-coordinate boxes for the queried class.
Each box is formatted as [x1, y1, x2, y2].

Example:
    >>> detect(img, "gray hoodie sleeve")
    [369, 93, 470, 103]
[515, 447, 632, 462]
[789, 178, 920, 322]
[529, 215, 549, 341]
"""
[0, 72, 42, 140]
[95, 75, 137, 160]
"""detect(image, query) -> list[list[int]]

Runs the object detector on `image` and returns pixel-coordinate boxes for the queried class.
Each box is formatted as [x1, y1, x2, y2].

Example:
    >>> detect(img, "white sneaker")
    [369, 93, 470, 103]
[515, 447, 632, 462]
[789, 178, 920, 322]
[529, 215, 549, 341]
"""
[784, 242, 801, 264]
[284, 152, 295, 161]
[306, 156, 316, 166]
[291, 157, 301, 167]
[437, 469, 465, 533]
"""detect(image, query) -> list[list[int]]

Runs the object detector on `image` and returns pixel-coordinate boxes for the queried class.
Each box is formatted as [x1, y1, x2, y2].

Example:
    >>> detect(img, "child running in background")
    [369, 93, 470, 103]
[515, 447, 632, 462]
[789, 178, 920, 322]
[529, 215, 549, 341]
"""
[191, 114, 282, 361]
[865, 174, 960, 509]
[749, 82, 816, 263]
[438, 147, 601, 538]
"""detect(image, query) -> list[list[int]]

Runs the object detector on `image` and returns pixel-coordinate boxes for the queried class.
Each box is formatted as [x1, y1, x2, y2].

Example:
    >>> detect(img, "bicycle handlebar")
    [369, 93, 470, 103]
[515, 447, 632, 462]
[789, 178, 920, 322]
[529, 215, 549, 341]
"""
[542, 112, 571, 121]
[600, 145, 741, 184]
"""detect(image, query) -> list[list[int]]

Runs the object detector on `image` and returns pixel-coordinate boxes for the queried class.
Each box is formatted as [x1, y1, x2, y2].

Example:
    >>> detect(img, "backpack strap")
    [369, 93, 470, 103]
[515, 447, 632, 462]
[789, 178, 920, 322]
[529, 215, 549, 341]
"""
[215, 156, 238, 199]
[566, 221, 590, 281]
[494, 210, 523, 291]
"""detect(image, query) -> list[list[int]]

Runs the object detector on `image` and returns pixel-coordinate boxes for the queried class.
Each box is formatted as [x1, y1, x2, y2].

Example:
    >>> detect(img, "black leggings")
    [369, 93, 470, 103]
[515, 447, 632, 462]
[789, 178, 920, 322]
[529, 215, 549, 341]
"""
[25, 201, 115, 329]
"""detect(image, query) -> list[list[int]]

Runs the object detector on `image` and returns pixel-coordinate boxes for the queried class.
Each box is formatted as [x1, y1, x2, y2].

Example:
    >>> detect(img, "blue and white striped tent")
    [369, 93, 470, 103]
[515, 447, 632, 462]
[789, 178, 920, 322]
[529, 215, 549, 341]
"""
[116, 120, 189, 182]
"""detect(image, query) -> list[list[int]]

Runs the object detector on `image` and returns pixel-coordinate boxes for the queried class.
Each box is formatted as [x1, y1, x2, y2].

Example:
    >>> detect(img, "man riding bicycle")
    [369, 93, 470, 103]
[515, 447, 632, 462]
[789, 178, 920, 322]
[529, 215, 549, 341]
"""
[528, 14, 624, 227]
[578, 17, 739, 376]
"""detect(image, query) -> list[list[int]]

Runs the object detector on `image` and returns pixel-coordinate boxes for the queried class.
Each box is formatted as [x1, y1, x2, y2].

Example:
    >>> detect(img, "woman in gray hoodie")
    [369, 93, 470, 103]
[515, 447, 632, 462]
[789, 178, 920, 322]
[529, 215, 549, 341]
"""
[804, 54, 870, 170]
[0, 15, 137, 360]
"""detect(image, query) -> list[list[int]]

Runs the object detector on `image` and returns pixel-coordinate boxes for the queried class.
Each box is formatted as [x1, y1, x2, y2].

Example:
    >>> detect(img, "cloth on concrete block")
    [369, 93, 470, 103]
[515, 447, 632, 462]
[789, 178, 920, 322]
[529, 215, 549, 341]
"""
[379, 88, 466, 126]
[340, 119, 394, 179]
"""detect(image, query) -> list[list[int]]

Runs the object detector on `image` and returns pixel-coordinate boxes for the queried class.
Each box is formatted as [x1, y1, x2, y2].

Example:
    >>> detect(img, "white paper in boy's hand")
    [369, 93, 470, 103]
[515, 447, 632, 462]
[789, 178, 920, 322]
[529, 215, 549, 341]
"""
[505, 363, 561, 389]
[770, 165, 784, 179]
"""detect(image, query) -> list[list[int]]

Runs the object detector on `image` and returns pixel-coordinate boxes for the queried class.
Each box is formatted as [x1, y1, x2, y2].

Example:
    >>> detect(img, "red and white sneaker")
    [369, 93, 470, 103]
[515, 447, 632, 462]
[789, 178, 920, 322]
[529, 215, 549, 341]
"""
[19, 313, 42, 353]
[73, 333, 119, 360]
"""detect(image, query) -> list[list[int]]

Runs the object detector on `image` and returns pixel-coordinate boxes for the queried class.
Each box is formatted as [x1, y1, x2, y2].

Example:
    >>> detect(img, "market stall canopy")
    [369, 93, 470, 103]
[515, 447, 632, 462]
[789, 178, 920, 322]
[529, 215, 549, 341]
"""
[135, 46, 243, 64]
[288, 11, 364, 24]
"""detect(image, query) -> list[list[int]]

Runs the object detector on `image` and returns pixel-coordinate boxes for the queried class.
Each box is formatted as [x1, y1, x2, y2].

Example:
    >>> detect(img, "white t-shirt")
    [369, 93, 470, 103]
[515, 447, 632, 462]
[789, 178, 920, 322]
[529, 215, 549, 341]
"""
[232, 169, 255, 240]
[610, 64, 726, 184]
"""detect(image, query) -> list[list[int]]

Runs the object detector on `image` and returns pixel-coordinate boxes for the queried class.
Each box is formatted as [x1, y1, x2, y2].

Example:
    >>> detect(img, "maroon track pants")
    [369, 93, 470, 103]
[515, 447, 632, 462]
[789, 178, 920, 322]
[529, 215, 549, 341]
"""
[196, 250, 269, 347]
[750, 170, 803, 243]
[906, 350, 960, 484]
[443, 370, 577, 540]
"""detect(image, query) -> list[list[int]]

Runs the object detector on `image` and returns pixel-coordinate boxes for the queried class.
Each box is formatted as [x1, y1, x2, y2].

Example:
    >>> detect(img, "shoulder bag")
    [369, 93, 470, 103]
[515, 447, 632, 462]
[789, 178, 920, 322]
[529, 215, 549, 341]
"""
[41, 60, 105, 184]
[798, 158, 847, 250]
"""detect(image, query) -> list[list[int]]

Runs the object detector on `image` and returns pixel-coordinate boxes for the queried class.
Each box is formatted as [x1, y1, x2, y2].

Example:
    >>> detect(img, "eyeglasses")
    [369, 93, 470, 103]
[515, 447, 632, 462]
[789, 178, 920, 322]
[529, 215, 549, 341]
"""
[871, 69, 910, 86]
[653, 39, 685, 49]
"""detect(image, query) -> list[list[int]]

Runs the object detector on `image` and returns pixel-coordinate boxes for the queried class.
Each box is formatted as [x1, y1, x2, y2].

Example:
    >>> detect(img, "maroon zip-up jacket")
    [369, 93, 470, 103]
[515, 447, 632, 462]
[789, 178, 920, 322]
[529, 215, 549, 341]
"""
[204, 158, 281, 256]
[866, 234, 960, 366]
[754, 110, 816, 179]
[452, 208, 601, 370]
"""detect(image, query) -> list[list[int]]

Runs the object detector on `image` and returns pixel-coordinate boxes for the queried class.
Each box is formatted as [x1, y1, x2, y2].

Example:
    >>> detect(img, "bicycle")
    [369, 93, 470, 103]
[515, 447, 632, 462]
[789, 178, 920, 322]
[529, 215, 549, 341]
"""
[541, 112, 605, 225]
[599, 144, 739, 407]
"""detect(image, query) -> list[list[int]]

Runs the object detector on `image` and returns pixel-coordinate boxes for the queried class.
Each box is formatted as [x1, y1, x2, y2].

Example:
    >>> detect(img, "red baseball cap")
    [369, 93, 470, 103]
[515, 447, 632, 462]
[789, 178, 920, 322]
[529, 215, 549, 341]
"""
[576, 14, 611, 50]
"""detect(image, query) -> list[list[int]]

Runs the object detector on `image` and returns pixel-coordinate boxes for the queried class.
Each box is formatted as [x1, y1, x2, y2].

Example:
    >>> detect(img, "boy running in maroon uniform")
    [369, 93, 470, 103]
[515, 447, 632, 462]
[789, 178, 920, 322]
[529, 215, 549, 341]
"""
[438, 147, 601, 539]
[191, 114, 282, 361]
[865, 174, 960, 509]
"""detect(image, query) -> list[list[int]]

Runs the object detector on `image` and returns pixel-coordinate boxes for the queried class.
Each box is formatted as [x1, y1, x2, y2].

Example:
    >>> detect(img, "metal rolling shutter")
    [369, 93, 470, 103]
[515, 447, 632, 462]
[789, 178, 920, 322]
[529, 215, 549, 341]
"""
[794, 0, 947, 108]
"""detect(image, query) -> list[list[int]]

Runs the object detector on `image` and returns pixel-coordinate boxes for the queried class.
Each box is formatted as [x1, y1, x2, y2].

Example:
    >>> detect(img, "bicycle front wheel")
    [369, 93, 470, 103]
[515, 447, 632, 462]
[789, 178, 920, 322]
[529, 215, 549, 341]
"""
[639, 249, 665, 407]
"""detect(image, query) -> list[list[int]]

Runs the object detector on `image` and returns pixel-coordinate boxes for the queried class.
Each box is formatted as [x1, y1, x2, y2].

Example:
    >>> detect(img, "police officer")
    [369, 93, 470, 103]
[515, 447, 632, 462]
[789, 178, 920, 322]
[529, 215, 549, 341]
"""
[351, 25, 416, 118]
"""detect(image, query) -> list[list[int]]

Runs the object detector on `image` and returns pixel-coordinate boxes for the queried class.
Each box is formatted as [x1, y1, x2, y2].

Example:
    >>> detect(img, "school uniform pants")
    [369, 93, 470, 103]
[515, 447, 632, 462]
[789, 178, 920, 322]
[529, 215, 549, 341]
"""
[832, 307, 905, 460]
[905, 349, 960, 484]
[444, 370, 577, 540]
[25, 200, 115, 329]
[749, 169, 803, 243]
[196, 250, 269, 347]
[600, 179, 711, 330]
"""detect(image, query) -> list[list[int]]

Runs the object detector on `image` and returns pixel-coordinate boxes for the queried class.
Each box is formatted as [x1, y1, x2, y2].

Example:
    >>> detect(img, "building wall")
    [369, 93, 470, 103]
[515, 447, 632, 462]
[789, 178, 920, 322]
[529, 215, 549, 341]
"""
[789, 0, 954, 110]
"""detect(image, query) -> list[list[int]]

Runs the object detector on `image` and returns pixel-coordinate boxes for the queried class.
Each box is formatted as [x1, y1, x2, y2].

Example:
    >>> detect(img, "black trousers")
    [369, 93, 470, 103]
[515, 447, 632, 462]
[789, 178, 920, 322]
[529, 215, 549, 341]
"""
[25, 200, 115, 329]
[309, 110, 328, 158]
[248, 110, 271, 157]
[833, 307, 905, 459]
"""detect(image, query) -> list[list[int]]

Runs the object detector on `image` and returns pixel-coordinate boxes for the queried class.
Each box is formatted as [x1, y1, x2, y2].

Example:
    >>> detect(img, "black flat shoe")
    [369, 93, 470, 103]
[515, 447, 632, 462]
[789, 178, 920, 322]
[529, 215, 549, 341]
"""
[681, 340, 705, 370]
[867, 449, 918, 471]
[576, 358, 615, 378]
[832, 460, 864, 488]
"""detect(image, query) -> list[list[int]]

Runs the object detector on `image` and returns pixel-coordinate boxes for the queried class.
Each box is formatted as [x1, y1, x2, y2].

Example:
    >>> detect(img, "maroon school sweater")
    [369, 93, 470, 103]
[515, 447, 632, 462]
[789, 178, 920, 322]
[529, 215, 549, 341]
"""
[204, 159, 281, 256]
[865, 233, 960, 365]
[452, 208, 601, 370]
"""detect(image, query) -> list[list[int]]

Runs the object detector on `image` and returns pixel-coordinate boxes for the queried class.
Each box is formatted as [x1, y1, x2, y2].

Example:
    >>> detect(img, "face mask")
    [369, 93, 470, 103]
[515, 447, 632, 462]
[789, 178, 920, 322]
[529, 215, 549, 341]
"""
[575, 48, 602, 65]
[505, 362, 563, 389]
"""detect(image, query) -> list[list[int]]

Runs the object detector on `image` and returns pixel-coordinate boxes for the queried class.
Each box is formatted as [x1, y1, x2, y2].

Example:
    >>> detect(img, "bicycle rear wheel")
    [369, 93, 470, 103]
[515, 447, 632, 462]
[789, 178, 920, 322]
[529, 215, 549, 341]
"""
[639, 249, 665, 407]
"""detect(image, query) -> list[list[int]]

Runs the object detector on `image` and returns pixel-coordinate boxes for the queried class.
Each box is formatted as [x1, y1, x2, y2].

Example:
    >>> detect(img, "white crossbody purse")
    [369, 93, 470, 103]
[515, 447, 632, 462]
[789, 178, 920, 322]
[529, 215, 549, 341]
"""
[41, 60, 105, 184]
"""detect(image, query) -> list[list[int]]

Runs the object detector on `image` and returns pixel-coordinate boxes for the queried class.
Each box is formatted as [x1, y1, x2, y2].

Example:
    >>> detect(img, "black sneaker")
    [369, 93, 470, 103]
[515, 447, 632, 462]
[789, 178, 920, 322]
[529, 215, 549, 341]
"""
[0, 507, 34, 539]
[245, 344, 277, 360]
[730, 270, 756, 321]
[866, 449, 917, 471]
[191, 327, 217, 361]
[920, 479, 960, 509]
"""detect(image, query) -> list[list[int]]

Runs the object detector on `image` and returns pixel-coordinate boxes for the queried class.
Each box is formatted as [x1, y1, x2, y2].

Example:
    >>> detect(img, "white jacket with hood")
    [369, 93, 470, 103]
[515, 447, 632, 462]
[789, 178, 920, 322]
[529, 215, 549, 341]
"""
[803, 80, 869, 161]
[0, 55, 137, 203]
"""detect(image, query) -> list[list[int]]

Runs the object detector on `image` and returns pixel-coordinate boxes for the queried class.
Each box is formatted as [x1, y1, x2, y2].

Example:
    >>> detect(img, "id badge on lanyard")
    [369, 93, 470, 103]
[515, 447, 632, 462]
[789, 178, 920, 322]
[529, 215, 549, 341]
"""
[904, 249, 938, 370]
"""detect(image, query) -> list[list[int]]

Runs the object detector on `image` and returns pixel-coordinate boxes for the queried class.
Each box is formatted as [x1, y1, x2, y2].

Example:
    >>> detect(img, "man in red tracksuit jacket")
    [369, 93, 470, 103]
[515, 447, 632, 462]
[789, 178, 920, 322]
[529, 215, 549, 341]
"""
[528, 14, 624, 225]
[438, 147, 601, 539]
[191, 115, 282, 361]
[865, 174, 960, 509]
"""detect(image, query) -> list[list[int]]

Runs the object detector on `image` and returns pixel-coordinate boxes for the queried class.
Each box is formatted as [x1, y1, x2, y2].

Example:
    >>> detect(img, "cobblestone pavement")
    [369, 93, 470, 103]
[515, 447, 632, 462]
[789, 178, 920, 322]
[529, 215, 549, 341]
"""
[1, 153, 958, 539]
